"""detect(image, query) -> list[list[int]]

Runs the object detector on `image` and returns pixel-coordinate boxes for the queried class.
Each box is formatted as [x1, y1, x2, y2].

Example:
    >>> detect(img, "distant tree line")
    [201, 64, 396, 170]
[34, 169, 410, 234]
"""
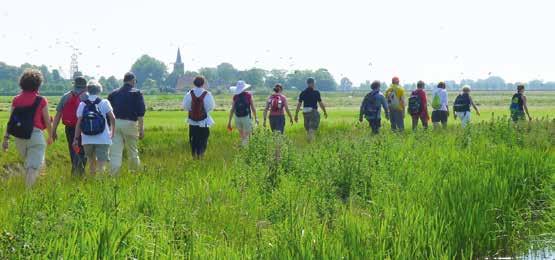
[1, 57, 555, 95]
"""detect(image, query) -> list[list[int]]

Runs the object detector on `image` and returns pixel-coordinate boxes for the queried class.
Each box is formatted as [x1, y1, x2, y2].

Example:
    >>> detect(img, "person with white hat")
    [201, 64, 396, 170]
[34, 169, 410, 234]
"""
[227, 80, 258, 147]
[453, 85, 480, 128]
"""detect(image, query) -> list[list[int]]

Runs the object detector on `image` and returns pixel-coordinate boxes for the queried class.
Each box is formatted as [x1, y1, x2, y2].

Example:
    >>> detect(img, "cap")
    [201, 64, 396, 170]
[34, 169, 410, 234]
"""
[73, 76, 87, 89]
[124, 72, 136, 82]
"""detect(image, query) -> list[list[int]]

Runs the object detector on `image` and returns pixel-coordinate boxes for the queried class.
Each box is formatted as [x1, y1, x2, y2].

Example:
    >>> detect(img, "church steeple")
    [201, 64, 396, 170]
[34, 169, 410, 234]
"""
[173, 48, 184, 75]
[176, 48, 183, 64]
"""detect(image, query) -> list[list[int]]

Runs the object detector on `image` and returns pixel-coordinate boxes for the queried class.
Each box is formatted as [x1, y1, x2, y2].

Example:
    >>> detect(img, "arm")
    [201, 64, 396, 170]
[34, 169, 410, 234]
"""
[73, 117, 82, 147]
[2, 108, 12, 151]
[51, 112, 62, 141]
[382, 96, 390, 120]
[470, 97, 480, 116]
[522, 96, 531, 120]
[42, 105, 53, 145]
[262, 98, 270, 127]
[107, 111, 116, 139]
[227, 103, 235, 129]
[138, 117, 144, 139]
[284, 100, 293, 124]
[250, 98, 258, 124]
[294, 102, 302, 123]
[318, 101, 328, 119]
[359, 99, 365, 122]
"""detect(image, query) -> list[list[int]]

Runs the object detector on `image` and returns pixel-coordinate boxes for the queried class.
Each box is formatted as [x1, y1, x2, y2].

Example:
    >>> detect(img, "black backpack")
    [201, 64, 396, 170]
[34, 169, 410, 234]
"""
[408, 91, 422, 115]
[7, 96, 43, 139]
[234, 92, 251, 117]
[362, 91, 380, 119]
[80, 98, 106, 136]
[453, 93, 471, 112]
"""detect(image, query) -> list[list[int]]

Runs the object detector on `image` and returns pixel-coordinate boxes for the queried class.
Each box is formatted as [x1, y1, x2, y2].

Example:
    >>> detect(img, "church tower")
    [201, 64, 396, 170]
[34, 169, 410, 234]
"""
[173, 48, 185, 75]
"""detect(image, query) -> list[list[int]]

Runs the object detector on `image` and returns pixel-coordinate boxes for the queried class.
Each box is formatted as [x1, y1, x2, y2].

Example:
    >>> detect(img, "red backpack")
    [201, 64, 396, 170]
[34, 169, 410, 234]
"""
[61, 92, 81, 127]
[270, 94, 282, 112]
[188, 90, 208, 121]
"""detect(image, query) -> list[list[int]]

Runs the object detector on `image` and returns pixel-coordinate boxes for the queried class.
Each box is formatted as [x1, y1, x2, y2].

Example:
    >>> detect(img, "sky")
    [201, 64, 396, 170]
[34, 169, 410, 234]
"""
[1, 0, 554, 85]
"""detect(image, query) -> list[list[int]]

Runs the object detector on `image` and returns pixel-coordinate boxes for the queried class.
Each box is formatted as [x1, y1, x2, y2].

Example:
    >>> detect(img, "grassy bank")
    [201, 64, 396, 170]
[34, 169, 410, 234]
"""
[0, 110, 553, 258]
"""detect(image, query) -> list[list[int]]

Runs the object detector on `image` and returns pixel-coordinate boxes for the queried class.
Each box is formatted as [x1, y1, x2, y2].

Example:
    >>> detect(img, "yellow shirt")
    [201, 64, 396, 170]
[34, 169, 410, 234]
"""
[385, 84, 405, 111]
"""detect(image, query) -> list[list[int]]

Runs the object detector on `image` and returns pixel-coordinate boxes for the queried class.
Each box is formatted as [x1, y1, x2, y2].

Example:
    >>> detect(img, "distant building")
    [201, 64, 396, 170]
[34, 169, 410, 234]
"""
[168, 48, 193, 92]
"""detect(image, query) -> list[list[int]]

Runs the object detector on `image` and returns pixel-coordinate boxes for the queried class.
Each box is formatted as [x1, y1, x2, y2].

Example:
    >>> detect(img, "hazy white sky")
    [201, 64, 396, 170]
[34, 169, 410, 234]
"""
[1, 0, 554, 84]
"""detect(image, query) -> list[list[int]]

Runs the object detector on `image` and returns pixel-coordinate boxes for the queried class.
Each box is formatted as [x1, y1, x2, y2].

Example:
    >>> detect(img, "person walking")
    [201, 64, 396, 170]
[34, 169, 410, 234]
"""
[2, 69, 53, 187]
[51, 76, 88, 175]
[107, 72, 146, 175]
[294, 78, 328, 142]
[431, 82, 449, 129]
[73, 80, 116, 175]
[408, 80, 429, 131]
[183, 76, 216, 159]
[359, 80, 389, 134]
[453, 85, 480, 128]
[385, 77, 406, 132]
[510, 84, 532, 122]
[227, 80, 258, 147]
[263, 84, 293, 134]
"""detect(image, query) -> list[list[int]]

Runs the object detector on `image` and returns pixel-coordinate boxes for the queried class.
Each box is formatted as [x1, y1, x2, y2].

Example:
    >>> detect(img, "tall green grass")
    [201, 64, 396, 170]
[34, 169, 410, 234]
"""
[0, 114, 553, 258]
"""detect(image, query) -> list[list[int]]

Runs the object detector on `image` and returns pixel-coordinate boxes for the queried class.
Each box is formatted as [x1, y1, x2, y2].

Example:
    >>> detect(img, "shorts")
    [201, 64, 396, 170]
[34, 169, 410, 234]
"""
[455, 111, 471, 128]
[235, 115, 253, 132]
[431, 110, 448, 124]
[269, 115, 286, 133]
[303, 110, 320, 131]
[14, 128, 46, 170]
[511, 111, 525, 122]
[83, 144, 110, 161]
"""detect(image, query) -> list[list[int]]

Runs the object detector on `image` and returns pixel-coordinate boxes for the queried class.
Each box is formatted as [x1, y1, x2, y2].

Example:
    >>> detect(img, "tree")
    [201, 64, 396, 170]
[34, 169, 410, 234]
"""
[339, 77, 353, 92]
[265, 69, 287, 89]
[313, 68, 337, 91]
[131, 55, 168, 89]
[216, 63, 239, 86]
[239, 68, 266, 89]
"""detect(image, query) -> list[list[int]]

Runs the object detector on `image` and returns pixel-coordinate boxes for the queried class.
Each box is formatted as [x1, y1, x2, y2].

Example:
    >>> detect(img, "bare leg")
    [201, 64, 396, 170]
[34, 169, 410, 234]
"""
[89, 158, 97, 175]
[96, 161, 106, 174]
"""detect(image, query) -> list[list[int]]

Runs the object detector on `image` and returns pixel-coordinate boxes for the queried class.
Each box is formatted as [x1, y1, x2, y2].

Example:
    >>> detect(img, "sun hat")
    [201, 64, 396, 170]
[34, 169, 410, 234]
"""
[462, 85, 471, 92]
[233, 80, 251, 95]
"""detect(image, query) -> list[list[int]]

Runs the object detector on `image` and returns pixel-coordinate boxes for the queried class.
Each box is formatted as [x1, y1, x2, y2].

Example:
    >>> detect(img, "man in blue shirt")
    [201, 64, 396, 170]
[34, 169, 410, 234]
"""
[359, 81, 389, 134]
[107, 72, 146, 175]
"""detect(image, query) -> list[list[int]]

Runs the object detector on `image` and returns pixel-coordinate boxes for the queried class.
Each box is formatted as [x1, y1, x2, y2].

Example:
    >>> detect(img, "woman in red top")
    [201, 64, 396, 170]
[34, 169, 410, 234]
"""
[411, 81, 430, 130]
[2, 69, 53, 188]
[263, 84, 294, 134]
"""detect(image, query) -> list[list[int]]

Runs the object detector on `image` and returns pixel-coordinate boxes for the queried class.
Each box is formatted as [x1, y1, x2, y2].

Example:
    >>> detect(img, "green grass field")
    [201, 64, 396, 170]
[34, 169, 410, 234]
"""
[0, 91, 553, 258]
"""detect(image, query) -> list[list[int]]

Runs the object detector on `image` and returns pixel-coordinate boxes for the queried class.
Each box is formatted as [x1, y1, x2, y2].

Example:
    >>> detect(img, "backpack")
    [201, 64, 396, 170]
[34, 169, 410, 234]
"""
[7, 96, 43, 139]
[234, 92, 251, 117]
[387, 89, 401, 110]
[61, 92, 82, 127]
[80, 98, 106, 136]
[408, 91, 422, 115]
[362, 91, 380, 119]
[189, 90, 208, 121]
[510, 93, 523, 114]
[431, 91, 441, 110]
[453, 93, 470, 112]
[270, 94, 283, 113]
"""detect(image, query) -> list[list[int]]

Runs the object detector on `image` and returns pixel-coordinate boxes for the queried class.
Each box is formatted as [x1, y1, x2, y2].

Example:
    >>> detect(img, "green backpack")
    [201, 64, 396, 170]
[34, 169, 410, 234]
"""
[432, 93, 441, 110]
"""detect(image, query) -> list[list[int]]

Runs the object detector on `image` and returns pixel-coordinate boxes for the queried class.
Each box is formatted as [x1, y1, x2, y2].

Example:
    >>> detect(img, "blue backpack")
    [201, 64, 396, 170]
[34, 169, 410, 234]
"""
[80, 98, 105, 136]
[362, 91, 380, 119]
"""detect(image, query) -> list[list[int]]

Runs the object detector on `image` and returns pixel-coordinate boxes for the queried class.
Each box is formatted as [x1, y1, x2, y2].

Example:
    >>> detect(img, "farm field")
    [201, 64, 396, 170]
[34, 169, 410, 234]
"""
[0, 91, 553, 259]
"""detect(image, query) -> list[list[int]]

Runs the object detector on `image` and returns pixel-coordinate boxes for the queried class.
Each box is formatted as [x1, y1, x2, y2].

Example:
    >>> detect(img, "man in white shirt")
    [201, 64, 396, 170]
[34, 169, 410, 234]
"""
[431, 82, 449, 129]
[73, 80, 116, 174]
[182, 76, 216, 159]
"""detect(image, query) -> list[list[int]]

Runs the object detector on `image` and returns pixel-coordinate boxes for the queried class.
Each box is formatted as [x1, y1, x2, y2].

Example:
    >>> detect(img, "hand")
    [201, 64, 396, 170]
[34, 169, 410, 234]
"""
[447, 111, 450, 117]
[72, 139, 79, 148]
[52, 130, 58, 142]
[263, 121, 267, 128]
[227, 123, 232, 131]
[139, 129, 145, 140]
[294, 115, 298, 123]
[324, 113, 328, 119]
[255, 119, 259, 125]
[528, 116, 532, 121]
[476, 111, 481, 116]
[290, 119, 294, 125]
[454, 114, 457, 119]
[2, 139, 8, 152]
[358, 117, 363, 123]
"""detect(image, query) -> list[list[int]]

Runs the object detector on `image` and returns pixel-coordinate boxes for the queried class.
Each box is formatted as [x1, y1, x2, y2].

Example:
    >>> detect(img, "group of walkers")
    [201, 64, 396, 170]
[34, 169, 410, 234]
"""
[3, 70, 145, 187]
[2, 69, 533, 187]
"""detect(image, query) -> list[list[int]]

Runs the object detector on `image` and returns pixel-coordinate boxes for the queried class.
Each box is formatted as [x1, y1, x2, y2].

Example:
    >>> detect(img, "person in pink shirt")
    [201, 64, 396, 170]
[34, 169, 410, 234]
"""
[409, 80, 429, 130]
[263, 84, 293, 134]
